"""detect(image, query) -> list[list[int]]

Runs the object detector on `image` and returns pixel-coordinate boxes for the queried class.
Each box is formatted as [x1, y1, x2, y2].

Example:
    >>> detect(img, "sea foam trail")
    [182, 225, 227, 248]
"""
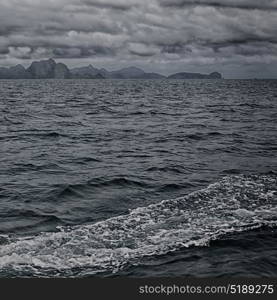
[0, 175, 276, 277]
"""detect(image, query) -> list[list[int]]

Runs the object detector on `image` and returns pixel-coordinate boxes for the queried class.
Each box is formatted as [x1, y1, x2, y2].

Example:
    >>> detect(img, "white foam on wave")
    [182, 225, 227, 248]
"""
[0, 175, 276, 277]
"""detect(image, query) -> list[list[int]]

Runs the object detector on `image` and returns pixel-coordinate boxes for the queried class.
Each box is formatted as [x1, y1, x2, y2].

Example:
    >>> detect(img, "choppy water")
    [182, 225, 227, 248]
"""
[0, 79, 277, 277]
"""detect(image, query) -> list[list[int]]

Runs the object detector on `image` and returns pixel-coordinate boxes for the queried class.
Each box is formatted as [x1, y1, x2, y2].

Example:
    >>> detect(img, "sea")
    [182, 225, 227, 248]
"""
[0, 79, 276, 278]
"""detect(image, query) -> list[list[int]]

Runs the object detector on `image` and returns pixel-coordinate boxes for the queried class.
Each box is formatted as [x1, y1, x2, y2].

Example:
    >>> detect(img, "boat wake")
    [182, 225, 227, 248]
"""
[0, 174, 276, 277]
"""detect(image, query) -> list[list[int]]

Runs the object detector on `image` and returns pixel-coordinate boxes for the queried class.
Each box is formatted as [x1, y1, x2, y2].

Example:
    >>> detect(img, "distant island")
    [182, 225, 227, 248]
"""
[0, 58, 222, 80]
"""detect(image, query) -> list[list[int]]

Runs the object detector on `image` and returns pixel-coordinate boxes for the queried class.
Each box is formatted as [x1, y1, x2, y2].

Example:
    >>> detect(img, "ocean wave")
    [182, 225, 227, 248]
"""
[45, 176, 153, 202]
[61, 177, 151, 191]
[26, 131, 68, 138]
[185, 132, 223, 141]
[157, 183, 192, 192]
[146, 166, 185, 174]
[0, 174, 276, 277]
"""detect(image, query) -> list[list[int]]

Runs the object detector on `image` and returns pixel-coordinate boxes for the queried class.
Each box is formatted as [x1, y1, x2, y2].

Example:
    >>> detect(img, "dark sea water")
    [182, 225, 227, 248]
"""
[0, 79, 276, 278]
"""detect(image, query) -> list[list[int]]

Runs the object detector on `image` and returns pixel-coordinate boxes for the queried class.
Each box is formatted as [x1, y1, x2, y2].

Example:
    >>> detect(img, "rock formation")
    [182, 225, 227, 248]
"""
[0, 59, 223, 80]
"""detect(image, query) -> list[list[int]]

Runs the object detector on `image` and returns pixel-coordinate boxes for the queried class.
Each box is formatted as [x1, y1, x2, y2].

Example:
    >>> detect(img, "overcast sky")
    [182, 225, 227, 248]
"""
[0, 0, 277, 78]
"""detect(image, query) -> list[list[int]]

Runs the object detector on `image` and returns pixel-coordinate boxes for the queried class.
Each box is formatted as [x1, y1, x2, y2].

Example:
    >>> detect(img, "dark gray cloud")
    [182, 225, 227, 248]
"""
[0, 0, 277, 78]
[159, 0, 277, 11]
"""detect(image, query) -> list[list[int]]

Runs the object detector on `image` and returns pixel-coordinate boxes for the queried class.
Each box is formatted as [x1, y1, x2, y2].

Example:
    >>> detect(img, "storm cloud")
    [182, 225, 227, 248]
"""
[159, 0, 277, 11]
[0, 0, 277, 78]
